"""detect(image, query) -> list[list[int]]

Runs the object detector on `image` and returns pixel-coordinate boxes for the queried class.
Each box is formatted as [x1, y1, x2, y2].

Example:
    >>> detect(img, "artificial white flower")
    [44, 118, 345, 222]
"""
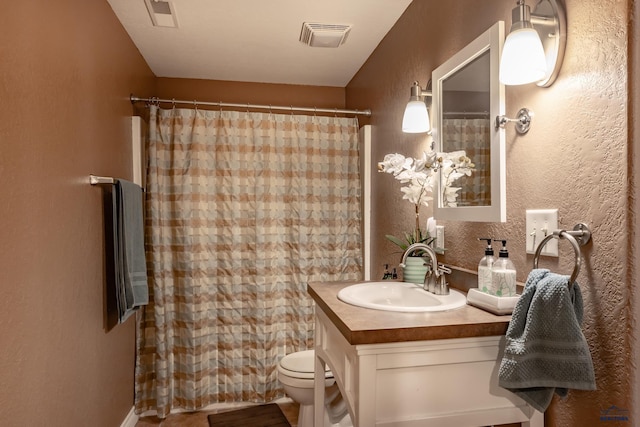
[379, 149, 474, 209]
[379, 153, 412, 175]
[379, 149, 475, 250]
[413, 151, 437, 172]
[443, 186, 462, 206]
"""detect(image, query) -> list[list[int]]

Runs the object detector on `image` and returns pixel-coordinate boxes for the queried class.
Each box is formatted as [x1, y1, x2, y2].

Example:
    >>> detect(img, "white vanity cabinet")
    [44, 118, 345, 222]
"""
[310, 283, 543, 427]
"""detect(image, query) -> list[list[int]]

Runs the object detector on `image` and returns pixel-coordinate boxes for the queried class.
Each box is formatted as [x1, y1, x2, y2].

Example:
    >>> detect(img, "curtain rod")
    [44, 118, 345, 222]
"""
[442, 111, 490, 117]
[130, 94, 372, 117]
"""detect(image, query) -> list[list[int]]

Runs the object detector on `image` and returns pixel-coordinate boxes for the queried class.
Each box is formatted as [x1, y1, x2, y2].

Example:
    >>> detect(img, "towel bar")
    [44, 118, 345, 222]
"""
[90, 175, 117, 185]
[90, 175, 146, 192]
[533, 223, 591, 286]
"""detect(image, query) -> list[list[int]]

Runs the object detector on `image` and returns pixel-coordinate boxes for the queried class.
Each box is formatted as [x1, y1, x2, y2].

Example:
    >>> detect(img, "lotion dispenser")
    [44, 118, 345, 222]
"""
[490, 239, 517, 297]
[477, 238, 495, 293]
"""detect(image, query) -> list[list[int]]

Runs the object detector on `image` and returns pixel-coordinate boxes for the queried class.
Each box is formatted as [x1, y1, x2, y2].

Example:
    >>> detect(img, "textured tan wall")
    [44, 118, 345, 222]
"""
[1, 0, 631, 424]
[156, 78, 346, 111]
[632, 1, 640, 420]
[0, 1, 155, 426]
[347, 0, 633, 425]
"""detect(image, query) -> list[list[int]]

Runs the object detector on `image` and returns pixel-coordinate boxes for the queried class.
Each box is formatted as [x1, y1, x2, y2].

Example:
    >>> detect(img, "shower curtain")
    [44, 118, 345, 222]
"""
[135, 105, 363, 417]
[442, 118, 490, 206]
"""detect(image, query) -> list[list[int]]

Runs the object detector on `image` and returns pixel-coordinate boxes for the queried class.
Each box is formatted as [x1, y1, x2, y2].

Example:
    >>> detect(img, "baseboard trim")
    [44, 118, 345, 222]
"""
[120, 406, 139, 427]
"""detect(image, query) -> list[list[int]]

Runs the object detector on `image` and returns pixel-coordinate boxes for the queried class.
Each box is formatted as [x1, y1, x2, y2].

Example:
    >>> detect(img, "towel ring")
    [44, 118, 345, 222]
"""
[533, 223, 591, 287]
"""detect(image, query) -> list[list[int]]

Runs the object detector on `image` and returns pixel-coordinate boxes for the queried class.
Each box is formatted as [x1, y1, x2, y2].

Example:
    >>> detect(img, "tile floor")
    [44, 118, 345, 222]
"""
[135, 401, 299, 427]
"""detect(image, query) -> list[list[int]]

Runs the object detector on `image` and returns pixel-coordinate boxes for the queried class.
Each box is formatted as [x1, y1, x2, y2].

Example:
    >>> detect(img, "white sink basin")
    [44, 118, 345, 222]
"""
[337, 281, 466, 313]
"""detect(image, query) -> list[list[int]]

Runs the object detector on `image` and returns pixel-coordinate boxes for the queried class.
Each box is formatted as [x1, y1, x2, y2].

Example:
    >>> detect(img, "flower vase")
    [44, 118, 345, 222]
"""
[403, 256, 430, 284]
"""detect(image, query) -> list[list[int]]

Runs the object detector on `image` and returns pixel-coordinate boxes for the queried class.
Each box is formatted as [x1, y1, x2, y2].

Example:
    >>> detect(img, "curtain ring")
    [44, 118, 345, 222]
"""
[193, 100, 198, 111]
[171, 98, 176, 110]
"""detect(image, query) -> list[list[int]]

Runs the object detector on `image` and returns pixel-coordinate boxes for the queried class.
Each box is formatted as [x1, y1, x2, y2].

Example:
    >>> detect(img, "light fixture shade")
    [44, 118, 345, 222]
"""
[499, 27, 547, 85]
[402, 100, 430, 133]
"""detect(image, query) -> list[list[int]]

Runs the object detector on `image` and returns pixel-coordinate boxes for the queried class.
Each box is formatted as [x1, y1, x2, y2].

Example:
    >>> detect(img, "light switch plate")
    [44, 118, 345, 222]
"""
[526, 209, 558, 256]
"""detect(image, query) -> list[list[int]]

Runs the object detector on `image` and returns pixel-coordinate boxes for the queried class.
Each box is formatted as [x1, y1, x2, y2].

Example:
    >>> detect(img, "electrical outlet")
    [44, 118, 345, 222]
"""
[526, 209, 558, 256]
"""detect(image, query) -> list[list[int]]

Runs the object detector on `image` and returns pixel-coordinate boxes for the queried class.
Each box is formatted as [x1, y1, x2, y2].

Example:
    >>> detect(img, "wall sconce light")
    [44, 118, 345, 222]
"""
[402, 81, 432, 133]
[499, 0, 566, 87]
[496, 108, 533, 134]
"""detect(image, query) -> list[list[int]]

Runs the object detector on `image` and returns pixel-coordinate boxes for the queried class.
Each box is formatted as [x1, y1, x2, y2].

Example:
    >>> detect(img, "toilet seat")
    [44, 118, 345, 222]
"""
[278, 350, 333, 380]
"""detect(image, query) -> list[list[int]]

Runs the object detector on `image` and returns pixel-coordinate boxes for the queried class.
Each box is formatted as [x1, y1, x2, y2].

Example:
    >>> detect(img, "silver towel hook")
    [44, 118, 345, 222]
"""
[533, 223, 591, 287]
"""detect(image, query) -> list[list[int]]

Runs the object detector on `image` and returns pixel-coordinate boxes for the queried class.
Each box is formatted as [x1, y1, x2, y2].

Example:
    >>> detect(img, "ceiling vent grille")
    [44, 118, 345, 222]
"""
[144, 0, 178, 28]
[299, 22, 352, 48]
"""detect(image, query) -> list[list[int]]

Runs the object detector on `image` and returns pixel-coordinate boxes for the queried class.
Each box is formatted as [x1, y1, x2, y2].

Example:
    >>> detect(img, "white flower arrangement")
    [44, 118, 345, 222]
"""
[378, 150, 474, 250]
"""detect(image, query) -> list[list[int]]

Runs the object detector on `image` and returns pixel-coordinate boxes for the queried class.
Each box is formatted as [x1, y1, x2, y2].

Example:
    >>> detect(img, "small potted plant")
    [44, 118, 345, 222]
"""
[378, 150, 474, 282]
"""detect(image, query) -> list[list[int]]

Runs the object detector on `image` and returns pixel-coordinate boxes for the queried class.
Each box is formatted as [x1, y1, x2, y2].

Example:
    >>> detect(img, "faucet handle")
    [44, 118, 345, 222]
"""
[433, 265, 451, 295]
[437, 264, 452, 275]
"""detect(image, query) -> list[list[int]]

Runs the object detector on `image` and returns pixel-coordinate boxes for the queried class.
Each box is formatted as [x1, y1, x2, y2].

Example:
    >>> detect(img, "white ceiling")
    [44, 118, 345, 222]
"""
[107, 0, 413, 87]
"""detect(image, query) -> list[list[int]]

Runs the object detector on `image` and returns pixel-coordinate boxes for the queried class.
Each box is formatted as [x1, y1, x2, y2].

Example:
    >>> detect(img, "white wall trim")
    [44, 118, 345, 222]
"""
[131, 116, 146, 188]
[359, 125, 372, 281]
[120, 406, 139, 427]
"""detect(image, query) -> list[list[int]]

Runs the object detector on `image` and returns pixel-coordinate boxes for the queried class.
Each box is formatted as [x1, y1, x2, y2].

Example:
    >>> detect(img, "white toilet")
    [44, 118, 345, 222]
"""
[277, 350, 352, 427]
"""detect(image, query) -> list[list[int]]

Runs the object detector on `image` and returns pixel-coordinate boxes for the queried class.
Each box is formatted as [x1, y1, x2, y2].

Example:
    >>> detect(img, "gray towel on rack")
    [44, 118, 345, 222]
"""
[498, 268, 595, 412]
[114, 179, 148, 323]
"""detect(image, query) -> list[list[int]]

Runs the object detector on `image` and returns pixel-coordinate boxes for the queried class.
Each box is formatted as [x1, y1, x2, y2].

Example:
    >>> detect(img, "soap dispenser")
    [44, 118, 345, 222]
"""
[490, 240, 517, 297]
[477, 238, 495, 293]
[382, 264, 393, 280]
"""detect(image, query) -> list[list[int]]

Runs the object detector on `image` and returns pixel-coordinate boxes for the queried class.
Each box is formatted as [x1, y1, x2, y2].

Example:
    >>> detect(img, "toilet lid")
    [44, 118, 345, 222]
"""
[280, 350, 331, 374]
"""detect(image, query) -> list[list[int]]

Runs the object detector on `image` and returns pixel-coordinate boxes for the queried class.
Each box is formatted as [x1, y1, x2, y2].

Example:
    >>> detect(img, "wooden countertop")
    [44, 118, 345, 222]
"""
[307, 281, 511, 345]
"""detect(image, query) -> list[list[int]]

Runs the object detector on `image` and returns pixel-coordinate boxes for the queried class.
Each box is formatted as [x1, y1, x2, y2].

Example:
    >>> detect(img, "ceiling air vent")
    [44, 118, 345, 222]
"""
[299, 22, 352, 48]
[144, 0, 178, 28]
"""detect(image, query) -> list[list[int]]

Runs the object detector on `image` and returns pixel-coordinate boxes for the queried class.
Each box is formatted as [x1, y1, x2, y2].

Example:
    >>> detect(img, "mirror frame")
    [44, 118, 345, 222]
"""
[432, 21, 506, 222]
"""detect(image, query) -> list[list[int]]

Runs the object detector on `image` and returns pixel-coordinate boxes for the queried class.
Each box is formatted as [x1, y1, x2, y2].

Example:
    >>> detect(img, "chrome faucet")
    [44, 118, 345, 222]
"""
[399, 243, 450, 295]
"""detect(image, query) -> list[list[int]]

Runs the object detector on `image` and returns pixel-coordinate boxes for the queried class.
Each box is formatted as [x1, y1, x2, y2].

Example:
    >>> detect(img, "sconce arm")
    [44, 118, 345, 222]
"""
[495, 108, 532, 134]
[410, 81, 433, 99]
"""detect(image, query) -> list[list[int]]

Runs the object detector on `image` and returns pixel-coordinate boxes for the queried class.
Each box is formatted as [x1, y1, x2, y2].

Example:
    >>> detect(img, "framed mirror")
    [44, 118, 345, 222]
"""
[432, 21, 506, 222]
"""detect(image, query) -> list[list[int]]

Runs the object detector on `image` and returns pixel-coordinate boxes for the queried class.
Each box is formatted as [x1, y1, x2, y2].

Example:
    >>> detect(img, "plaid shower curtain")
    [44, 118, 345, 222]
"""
[442, 118, 491, 206]
[135, 105, 362, 417]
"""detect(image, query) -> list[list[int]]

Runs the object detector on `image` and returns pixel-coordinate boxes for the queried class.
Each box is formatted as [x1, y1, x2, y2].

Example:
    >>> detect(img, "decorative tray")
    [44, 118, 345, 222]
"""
[466, 288, 520, 315]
